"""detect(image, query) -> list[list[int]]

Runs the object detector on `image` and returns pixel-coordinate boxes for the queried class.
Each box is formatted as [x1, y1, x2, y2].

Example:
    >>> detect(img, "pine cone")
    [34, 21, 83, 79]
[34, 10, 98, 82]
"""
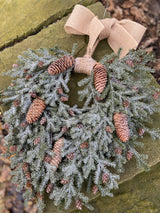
[9, 146, 17, 153]
[44, 155, 52, 163]
[138, 128, 145, 136]
[25, 171, 31, 181]
[105, 126, 113, 133]
[80, 142, 89, 149]
[60, 96, 68, 102]
[52, 138, 64, 155]
[46, 183, 53, 193]
[29, 91, 37, 98]
[26, 181, 32, 189]
[3, 124, 10, 129]
[76, 200, 82, 210]
[92, 185, 98, 195]
[102, 173, 109, 183]
[34, 137, 41, 145]
[37, 192, 43, 200]
[50, 138, 64, 170]
[40, 117, 47, 125]
[123, 100, 130, 108]
[126, 59, 134, 67]
[25, 74, 32, 80]
[23, 69, 28, 73]
[132, 86, 139, 92]
[68, 109, 75, 116]
[67, 153, 74, 160]
[48, 55, 75, 75]
[20, 121, 28, 128]
[61, 126, 68, 133]
[93, 63, 107, 93]
[38, 61, 44, 68]
[50, 154, 62, 168]
[57, 87, 64, 95]
[127, 151, 133, 160]
[60, 179, 69, 184]
[153, 91, 159, 100]
[22, 163, 29, 173]
[26, 98, 46, 124]
[115, 147, 122, 155]
[13, 100, 20, 107]
[113, 112, 130, 142]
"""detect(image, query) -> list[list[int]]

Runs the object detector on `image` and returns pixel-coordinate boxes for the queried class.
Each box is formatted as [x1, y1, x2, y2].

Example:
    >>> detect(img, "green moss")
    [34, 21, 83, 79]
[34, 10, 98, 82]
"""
[0, 0, 95, 50]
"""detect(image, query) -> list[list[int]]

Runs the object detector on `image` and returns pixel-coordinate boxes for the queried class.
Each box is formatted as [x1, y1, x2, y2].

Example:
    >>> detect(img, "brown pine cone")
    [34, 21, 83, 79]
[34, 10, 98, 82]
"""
[20, 121, 28, 128]
[26, 98, 46, 124]
[22, 163, 29, 173]
[67, 153, 74, 160]
[127, 150, 133, 160]
[126, 59, 134, 67]
[48, 55, 75, 75]
[115, 147, 122, 155]
[57, 87, 64, 95]
[123, 100, 130, 108]
[37, 192, 43, 200]
[50, 154, 62, 168]
[25, 171, 31, 180]
[60, 179, 69, 184]
[40, 117, 47, 125]
[80, 142, 89, 149]
[38, 61, 44, 68]
[29, 91, 37, 98]
[102, 173, 109, 183]
[138, 128, 145, 136]
[92, 185, 98, 195]
[23, 69, 28, 73]
[34, 137, 41, 145]
[26, 181, 32, 189]
[68, 109, 75, 116]
[105, 126, 113, 133]
[61, 126, 68, 133]
[153, 91, 159, 100]
[60, 96, 68, 102]
[113, 112, 130, 142]
[9, 146, 17, 153]
[3, 123, 10, 129]
[76, 200, 82, 210]
[13, 100, 20, 107]
[44, 155, 52, 163]
[93, 63, 107, 93]
[52, 138, 64, 155]
[25, 74, 32, 80]
[46, 183, 53, 193]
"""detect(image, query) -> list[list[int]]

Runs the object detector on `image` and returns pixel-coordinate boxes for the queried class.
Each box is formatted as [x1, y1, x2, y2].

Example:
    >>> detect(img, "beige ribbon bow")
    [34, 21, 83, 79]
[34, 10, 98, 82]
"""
[64, 4, 146, 58]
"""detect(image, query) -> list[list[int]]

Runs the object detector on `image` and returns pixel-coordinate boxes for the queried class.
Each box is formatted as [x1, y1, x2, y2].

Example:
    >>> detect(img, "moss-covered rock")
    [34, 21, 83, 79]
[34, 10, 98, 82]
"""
[0, 0, 95, 50]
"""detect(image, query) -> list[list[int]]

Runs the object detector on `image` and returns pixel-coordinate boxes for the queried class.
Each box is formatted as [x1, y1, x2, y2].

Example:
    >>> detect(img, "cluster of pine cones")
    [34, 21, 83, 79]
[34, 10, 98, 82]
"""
[47, 55, 107, 93]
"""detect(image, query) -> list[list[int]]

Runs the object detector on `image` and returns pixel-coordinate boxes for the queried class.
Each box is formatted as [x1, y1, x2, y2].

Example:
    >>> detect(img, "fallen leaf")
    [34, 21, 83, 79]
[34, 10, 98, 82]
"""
[122, 0, 135, 9]
[130, 6, 146, 22]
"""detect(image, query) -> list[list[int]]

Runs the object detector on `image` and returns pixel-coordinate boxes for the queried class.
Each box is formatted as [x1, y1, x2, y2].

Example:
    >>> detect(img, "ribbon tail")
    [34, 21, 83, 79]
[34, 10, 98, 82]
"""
[108, 23, 142, 58]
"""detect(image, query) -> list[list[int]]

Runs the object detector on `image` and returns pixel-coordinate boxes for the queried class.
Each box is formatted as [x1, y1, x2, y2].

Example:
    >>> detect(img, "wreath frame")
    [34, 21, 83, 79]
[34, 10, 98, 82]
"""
[1, 46, 160, 212]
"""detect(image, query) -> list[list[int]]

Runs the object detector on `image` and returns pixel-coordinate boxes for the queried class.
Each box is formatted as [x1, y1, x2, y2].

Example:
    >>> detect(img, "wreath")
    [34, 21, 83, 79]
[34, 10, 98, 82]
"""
[1, 45, 160, 212]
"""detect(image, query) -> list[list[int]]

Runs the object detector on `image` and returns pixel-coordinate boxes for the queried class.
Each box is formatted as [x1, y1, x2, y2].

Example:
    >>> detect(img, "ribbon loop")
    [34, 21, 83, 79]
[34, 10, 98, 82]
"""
[64, 4, 146, 58]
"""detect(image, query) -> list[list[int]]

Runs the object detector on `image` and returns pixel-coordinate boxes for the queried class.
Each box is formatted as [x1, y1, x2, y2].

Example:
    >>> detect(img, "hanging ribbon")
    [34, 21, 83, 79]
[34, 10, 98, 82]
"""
[64, 4, 146, 58]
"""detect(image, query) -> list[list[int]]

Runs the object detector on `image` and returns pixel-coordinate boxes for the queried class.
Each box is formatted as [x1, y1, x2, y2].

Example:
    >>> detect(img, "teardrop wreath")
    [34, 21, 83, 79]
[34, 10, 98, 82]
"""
[1, 45, 160, 212]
